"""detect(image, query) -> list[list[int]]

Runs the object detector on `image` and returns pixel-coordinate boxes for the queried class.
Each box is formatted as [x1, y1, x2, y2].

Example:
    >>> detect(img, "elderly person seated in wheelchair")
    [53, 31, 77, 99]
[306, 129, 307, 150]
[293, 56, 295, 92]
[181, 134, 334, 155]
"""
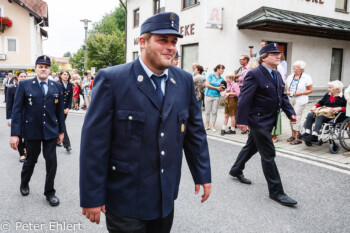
[302, 80, 347, 144]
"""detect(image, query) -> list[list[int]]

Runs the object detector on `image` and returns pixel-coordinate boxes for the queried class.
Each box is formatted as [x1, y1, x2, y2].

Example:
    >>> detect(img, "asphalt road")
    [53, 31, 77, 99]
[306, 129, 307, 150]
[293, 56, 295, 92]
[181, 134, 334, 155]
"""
[0, 108, 349, 233]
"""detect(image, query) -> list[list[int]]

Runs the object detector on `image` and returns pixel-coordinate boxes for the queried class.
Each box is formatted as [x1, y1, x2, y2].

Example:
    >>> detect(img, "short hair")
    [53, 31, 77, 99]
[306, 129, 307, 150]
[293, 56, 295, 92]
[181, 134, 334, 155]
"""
[258, 53, 268, 64]
[214, 64, 225, 72]
[17, 70, 27, 77]
[280, 53, 286, 61]
[196, 65, 204, 74]
[328, 80, 343, 92]
[293, 60, 306, 71]
[59, 71, 71, 83]
[140, 33, 152, 41]
[241, 55, 250, 63]
[83, 71, 88, 76]
[225, 73, 235, 79]
[249, 61, 259, 69]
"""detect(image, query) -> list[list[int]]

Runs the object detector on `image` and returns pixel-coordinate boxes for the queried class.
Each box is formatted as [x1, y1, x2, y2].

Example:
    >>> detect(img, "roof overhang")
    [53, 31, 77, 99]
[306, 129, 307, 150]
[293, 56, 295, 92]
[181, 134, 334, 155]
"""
[237, 7, 350, 41]
[10, 0, 49, 26]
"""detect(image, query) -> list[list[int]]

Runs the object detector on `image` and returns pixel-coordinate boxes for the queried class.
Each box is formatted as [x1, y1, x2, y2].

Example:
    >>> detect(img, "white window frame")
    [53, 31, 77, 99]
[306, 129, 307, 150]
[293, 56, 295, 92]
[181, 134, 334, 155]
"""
[5, 37, 19, 54]
[0, 6, 4, 17]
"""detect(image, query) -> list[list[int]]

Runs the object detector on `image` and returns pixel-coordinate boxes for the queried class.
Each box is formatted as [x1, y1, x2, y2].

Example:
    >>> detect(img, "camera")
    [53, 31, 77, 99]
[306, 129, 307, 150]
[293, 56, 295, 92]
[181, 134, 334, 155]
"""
[289, 92, 294, 97]
[249, 46, 254, 49]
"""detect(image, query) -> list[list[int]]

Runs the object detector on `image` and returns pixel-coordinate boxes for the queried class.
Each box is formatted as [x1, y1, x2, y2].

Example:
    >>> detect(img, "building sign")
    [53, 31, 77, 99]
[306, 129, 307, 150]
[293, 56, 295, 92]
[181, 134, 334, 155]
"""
[205, 6, 223, 29]
[180, 24, 195, 37]
[134, 37, 140, 45]
[0, 54, 6, 60]
[305, 0, 324, 4]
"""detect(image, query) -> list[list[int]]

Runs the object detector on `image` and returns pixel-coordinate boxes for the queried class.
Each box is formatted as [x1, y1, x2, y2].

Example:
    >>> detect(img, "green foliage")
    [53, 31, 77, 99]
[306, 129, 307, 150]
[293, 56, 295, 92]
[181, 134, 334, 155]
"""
[87, 31, 125, 70]
[50, 60, 60, 73]
[63, 51, 71, 57]
[70, 48, 85, 74]
[71, 2, 126, 72]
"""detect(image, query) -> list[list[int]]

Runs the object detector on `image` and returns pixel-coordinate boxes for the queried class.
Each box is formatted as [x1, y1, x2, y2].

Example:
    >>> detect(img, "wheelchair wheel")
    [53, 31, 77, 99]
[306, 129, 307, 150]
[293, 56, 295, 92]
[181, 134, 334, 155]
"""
[329, 141, 340, 154]
[339, 118, 350, 151]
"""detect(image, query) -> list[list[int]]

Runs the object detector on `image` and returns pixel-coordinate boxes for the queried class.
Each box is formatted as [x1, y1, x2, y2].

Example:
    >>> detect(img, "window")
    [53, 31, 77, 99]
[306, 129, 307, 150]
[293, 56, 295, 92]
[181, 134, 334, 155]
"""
[183, 0, 200, 9]
[154, 0, 165, 14]
[335, 0, 348, 11]
[133, 8, 139, 27]
[330, 48, 343, 81]
[133, 51, 139, 61]
[0, 6, 4, 17]
[5, 37, 18, 53]
[181, 44, 198, 73]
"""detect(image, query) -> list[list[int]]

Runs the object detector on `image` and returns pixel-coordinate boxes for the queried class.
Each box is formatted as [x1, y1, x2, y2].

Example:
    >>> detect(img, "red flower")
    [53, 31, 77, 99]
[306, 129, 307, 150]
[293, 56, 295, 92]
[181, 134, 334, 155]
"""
[0, 17, 13, 28]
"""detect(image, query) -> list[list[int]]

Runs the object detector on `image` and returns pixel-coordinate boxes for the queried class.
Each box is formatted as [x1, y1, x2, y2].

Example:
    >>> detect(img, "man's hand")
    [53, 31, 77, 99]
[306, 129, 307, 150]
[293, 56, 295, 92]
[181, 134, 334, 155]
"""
[57, 133, 64, 144]
[64, 108, 69, 114]
[311, 106, 317, 113]
[195, 183, 211, 203]
[82, 205, 106, 224]
[237, 124, 249, 133]
[290, 115, 297, 124]
[7, 122, 11, 127]
[348, 99, 350, 106]
[10, 136, 19, 150]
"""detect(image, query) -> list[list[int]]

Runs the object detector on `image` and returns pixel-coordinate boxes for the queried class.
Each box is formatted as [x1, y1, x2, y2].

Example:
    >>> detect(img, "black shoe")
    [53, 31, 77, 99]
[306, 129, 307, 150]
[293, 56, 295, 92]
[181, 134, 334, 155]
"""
[65, 146, 72, 152]
[299, 133, 309, 140]
[304, 134, 318, 143]
[241, 130, 249, 134]
[228, 130, 236, 134]
[56, 143, 63, 147]
[221, 130, 225, 136]
[20, 186, 29, 196]
[229, 171, 252, 184]
[46, 195, 60, 206]
[269, 193, 297, 206]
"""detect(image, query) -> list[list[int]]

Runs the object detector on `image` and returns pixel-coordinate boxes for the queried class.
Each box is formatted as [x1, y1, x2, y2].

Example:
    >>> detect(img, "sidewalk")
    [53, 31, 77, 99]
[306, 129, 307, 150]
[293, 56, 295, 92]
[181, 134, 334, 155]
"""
[205, 102, 350, 171]
[1, 91, 349, 170]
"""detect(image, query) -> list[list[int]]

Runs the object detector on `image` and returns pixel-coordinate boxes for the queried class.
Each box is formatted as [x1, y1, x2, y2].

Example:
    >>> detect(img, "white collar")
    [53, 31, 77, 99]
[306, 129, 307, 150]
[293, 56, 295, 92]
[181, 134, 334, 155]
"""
[139, 56, 168, 78]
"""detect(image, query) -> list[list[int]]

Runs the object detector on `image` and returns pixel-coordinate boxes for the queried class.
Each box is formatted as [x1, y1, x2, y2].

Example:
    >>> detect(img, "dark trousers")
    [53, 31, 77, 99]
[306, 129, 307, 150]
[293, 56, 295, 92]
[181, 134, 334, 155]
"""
[105, 208, 174, 233]
[63, 114, 71, 148]
[4, 86, 7, 102]
[305, 112, 332, 133]
[230, 127, 284, 195]
[21, 139, 57, 197]
[17, 137, 26, 156]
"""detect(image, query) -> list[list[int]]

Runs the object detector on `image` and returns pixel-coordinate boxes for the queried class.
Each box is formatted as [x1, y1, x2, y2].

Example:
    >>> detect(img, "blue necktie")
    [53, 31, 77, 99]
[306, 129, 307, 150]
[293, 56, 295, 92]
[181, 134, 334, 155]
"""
[150, 74, 166, 104]
[40, 82, 46, 95]
[271, 70, 277, 84]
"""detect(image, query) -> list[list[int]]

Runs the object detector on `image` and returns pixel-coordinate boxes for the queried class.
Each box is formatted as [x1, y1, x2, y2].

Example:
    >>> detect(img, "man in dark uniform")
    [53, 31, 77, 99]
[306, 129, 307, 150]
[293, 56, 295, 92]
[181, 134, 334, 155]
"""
[229, 43, 298, 206]
[10, 55, 65, 207]
[4, 72, 14, 103]
[80, 12, 211, 232]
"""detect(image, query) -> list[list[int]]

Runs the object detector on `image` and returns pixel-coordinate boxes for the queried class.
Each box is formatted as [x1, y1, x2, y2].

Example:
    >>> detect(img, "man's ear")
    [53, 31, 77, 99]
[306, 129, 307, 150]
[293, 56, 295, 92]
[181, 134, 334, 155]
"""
[139, 37, 146, 50]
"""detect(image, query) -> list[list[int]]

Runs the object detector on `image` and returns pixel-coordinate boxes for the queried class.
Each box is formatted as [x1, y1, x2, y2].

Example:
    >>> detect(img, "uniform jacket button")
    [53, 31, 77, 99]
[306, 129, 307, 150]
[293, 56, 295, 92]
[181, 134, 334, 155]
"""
[160, 133, 164, 137]
[161, 151, 165, 155]
[112, 166, 116, 171]
[128, 116, 133, 120]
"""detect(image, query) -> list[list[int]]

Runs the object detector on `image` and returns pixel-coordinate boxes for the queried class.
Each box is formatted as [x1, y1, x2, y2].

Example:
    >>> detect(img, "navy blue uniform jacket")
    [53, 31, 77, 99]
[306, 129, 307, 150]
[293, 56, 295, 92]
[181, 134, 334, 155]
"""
[11, 78, 65, 140]
[80, 58, 211, 220]
[61, 82, 73, 109]
[6, 83, 18, 120]
[237, 65, 295, 131]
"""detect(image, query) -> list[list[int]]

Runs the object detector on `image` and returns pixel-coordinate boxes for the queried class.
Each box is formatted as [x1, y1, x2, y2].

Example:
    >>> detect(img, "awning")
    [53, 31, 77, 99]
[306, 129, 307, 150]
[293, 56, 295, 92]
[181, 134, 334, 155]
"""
[237, 7, 350, 41]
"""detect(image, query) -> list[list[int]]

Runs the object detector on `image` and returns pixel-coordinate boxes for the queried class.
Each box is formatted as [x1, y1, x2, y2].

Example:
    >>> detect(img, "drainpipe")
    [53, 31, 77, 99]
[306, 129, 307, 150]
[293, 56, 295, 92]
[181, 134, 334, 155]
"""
[119, 0, 127, 63]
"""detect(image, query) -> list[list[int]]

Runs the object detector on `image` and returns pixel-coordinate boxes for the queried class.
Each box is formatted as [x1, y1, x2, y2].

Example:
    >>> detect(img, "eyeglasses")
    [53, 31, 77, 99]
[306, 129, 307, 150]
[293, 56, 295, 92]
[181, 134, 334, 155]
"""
[268, 53, 282, 58]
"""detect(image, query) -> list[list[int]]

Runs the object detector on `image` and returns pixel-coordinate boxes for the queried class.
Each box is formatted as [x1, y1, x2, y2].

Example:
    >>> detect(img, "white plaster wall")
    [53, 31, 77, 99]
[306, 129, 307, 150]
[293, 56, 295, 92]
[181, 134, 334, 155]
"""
[126, 0, 350, 87]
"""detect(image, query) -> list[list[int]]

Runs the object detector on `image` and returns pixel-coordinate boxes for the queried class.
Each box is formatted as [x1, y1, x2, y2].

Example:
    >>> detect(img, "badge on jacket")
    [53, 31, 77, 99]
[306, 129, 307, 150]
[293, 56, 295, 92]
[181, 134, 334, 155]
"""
[54, 94, 59, 104]
[181, 123, 185, 133]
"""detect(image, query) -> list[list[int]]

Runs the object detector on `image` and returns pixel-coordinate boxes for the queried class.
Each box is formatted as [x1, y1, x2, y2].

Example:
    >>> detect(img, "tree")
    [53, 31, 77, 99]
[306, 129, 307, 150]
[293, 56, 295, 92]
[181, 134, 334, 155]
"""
[50, 60, 60, 73]
[87, 31, 125, 70]
[63, 51, 71, 57]
[70, 47, 85, 74]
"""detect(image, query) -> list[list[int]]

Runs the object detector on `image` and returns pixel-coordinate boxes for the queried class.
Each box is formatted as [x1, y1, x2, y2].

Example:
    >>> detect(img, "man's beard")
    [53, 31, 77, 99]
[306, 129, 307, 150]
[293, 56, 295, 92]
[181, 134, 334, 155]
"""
[146, 48, 172, 71]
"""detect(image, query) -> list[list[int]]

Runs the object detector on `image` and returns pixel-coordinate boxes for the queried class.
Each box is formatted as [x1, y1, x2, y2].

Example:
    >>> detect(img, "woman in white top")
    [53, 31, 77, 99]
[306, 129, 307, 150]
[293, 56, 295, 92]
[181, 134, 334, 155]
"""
[285, 60, 313, 145]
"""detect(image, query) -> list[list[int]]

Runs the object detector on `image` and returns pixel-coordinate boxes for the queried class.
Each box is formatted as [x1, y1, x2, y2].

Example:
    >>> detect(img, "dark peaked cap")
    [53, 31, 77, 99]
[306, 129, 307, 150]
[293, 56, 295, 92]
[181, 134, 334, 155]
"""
[140, 12, 183, 38]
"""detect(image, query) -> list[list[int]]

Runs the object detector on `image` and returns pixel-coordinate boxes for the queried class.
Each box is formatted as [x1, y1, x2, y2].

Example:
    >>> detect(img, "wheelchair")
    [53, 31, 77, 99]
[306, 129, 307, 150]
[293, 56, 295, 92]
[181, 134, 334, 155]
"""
[339, 116, 350, 152]
[299, 112, 345, 154]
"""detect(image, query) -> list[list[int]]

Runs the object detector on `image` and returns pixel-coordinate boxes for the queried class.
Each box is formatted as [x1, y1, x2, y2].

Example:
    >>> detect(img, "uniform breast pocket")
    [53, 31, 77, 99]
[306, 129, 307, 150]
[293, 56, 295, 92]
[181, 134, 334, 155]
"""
[177, 110, 189, 141]
[116, 110, 145, 142]
[25, 94, 36, 106]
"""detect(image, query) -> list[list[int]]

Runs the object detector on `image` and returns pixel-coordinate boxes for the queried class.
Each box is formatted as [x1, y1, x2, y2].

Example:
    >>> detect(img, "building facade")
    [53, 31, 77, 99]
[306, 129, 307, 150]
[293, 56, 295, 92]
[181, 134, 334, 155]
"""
[0, 0, 48, 75]
[126, 0, 350, 91]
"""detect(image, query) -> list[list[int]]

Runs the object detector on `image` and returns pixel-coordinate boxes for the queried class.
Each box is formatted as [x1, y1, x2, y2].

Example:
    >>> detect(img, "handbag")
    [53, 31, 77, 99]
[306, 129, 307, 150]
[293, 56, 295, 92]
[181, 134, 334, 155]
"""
[314, 107, 336, 119]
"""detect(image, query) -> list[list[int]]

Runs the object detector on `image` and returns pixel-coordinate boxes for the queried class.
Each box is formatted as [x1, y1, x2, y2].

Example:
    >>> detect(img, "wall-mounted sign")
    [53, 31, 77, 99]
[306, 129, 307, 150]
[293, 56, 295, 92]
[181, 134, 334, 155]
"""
[205, 6, 223, 30]
[0, 54, 6, 60]
[305, 0, 324, 4]
[180, 24, 195, 37]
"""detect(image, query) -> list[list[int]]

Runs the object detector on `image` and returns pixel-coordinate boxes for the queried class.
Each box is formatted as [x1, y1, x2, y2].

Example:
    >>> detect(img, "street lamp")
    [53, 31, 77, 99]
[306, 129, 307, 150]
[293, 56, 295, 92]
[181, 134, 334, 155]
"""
[80, 19, 92, 72]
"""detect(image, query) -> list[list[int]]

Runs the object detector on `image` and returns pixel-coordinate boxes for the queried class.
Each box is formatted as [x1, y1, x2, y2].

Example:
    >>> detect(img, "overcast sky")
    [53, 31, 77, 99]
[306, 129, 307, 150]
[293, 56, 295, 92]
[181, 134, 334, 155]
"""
[42, 0, 121, 57]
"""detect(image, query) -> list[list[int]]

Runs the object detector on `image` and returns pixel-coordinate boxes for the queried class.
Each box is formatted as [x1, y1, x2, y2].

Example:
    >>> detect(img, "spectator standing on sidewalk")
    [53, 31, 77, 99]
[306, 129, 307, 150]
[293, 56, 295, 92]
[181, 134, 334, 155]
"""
[73, 80, 80, 110]
[82, 72, 91, 109]
[193, 65, 204, 110]
[344, 85, 350, 156]
[204, 64, 225, 132]
[285, 61, 313, 145]
[4, 72, 14, 103]
[221, 73, 240, 135]
[237, 55, 251, 88]
[249, 41, 267, 60]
